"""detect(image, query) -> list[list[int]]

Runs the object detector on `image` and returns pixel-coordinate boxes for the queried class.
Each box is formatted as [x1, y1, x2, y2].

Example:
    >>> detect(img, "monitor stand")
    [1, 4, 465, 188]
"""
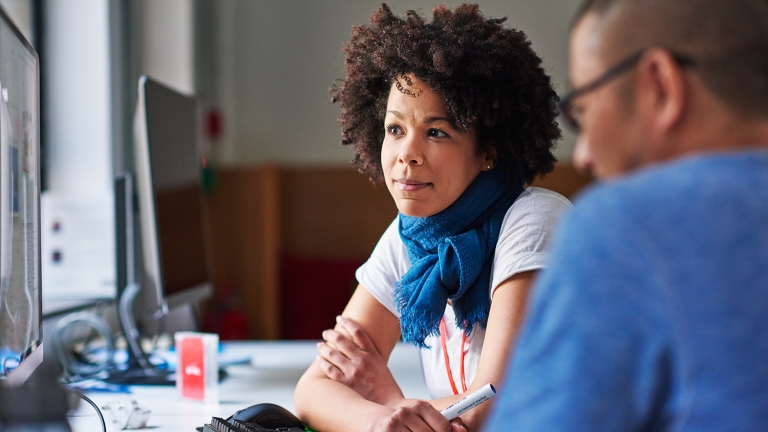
[102, 282, 174, 386]
[106, 173, 221, 386]
[103, 282, 228, 385]
[105, 173, 173, 385]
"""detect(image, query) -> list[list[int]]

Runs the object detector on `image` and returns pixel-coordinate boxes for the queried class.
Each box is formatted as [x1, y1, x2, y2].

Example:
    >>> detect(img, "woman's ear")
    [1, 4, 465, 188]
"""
[483, 146, 498, 170]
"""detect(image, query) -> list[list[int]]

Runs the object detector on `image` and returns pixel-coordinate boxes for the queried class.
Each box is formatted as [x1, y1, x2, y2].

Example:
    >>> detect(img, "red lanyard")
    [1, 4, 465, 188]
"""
[439, 317, 467, 395]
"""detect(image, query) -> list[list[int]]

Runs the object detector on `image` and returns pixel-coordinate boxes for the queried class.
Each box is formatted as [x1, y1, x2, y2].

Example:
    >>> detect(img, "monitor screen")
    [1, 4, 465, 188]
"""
[132, 76, 211, 321]
[0, 7, 42, 386]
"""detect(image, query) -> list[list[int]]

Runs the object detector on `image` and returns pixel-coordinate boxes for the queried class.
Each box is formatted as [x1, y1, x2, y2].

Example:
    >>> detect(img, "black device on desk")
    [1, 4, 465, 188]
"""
[198, 403, 306, 432]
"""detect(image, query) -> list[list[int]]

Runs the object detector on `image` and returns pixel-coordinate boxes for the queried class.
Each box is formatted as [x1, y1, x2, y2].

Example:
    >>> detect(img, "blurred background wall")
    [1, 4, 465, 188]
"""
[191, 1, 580, 167]
[17, 0, 590, 339]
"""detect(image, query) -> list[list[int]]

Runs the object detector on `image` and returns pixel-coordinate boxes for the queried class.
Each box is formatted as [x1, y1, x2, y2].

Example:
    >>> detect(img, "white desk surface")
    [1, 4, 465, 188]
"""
[67, 341, 429, 432]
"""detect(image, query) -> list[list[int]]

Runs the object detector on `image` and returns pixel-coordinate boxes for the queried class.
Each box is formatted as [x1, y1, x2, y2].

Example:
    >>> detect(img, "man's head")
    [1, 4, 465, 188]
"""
[565, 0, 768, 178]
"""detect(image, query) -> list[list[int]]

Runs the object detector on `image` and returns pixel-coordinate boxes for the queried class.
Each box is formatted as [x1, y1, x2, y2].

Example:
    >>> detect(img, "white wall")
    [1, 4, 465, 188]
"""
[41, 0, 115, 303]
[44, 0, 112, 193]
[212, 0, 581, 167]
[138, 0, 195, 95]
[0, 0, 32, 44]
[41, 0, 196, 192]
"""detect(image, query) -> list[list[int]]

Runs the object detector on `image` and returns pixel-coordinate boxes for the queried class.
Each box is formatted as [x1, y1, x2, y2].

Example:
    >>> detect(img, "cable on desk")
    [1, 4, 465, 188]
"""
[73, 391, 107, 432]
[50, 311, 116, 380]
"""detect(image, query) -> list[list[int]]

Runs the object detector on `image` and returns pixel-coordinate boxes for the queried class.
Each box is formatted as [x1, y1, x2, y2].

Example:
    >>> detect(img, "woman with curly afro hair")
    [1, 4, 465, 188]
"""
[295, 4, 571, 431]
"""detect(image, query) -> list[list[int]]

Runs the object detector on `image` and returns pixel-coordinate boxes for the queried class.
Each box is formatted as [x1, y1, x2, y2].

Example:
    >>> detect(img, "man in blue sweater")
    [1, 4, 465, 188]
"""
[485, 0, 768, 430]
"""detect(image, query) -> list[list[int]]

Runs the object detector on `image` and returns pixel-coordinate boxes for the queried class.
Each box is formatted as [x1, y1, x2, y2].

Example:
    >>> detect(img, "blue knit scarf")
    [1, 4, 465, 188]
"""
[395, 169, 524, 348]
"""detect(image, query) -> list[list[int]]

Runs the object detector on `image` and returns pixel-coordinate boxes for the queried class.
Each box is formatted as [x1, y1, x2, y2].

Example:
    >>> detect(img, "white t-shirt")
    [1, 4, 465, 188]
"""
[355, 187, 572, 398]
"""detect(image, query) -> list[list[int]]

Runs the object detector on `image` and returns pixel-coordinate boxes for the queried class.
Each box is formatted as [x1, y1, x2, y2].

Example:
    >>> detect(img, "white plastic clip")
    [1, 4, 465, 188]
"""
[101, 397, 151, 430]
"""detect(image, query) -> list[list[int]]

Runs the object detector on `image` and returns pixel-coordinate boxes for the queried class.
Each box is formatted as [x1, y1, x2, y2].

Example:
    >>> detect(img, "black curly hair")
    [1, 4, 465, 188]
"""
[332, 3, 561, 185]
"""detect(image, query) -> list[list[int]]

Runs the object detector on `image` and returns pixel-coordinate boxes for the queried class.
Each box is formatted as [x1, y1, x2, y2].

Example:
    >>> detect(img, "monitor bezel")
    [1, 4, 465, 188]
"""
[133, 76, 168, 319]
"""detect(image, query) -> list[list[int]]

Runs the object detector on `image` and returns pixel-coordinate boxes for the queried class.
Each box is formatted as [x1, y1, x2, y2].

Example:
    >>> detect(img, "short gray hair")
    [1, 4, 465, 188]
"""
[574, 0, 768, 117]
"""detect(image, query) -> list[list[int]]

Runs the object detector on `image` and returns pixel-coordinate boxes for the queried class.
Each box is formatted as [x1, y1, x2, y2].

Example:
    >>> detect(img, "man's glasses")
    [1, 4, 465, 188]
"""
[558, 49, 695, 132]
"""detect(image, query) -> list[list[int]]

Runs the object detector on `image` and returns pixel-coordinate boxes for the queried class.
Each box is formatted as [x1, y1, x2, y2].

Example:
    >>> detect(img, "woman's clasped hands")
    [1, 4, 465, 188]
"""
[316, 316, 467, 432]
[317, 315, 402, 406]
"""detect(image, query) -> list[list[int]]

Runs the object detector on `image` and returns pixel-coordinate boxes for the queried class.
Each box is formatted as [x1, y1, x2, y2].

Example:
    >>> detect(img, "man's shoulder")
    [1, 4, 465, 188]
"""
[573, 150, 768, 220]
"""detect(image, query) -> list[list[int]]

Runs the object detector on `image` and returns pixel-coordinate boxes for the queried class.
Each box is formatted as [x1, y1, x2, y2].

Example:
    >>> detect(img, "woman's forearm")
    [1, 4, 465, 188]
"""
[296, 360, 489, 432]
[294, 361, 393, 432]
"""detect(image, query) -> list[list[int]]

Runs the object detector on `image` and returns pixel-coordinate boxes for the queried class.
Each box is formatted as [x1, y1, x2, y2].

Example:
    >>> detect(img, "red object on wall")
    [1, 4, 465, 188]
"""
[280, 254, 365, 340]
[205, 107, 223, 141]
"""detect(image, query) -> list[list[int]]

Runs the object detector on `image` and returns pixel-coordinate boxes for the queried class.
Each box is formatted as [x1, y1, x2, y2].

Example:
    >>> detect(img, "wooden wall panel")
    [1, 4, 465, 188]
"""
[277, 167, 398, 339]
[205, 165, 280, 339]
[279, 167, 397, 259]
[530, 162, 593, 200]
[203, 162, 591, 340]
[155, 185, 209, 295]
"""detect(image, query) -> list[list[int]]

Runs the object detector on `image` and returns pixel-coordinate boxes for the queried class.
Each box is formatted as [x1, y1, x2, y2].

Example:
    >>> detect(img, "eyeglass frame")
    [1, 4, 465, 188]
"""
[558, 49, 695, 132]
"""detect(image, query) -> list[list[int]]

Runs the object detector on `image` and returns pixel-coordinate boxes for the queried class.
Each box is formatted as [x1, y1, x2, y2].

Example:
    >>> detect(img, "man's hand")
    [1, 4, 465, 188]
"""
[316, 316, 404, 407]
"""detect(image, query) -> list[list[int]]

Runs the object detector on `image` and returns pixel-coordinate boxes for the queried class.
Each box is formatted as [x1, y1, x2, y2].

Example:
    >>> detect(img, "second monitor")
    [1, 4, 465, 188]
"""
[131, 75, 212, 321]
[110, 76, 213, 384]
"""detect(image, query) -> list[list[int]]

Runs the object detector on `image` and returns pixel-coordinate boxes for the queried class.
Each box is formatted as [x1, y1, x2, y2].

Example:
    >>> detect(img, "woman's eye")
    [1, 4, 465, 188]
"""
[386, 124, 403, 135]
[427, 128, 449, 138]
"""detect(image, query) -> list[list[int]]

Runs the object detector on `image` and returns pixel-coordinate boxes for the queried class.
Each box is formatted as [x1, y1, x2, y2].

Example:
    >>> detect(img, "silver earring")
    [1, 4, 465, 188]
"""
[486, 165, 491, 170]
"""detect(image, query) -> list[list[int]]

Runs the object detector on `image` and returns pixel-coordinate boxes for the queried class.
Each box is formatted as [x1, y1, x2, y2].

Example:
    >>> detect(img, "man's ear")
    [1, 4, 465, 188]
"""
[637, 48, 688, 133]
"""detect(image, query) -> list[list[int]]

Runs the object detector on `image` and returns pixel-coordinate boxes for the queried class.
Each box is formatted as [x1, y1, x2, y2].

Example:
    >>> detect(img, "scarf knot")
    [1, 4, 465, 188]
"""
[395, 169, 524, 348]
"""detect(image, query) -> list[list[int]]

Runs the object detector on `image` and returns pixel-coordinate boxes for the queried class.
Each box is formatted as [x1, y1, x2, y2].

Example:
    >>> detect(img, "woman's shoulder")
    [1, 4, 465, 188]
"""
[513, 186, 573, 211]
[488, 188, 572, 291]
[503, 186, 573, 225]
[376, 216, 402, 246]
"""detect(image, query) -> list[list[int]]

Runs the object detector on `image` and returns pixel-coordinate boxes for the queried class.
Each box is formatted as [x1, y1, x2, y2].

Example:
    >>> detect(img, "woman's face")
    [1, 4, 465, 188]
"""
[381, 74, 492, 217]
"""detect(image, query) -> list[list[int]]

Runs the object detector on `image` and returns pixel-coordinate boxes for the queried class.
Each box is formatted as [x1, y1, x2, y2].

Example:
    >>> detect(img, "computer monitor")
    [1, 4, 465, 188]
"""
[132, 75, 211, 319]
[0, 6, 42, 387]
[107, 76, 211, 384]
